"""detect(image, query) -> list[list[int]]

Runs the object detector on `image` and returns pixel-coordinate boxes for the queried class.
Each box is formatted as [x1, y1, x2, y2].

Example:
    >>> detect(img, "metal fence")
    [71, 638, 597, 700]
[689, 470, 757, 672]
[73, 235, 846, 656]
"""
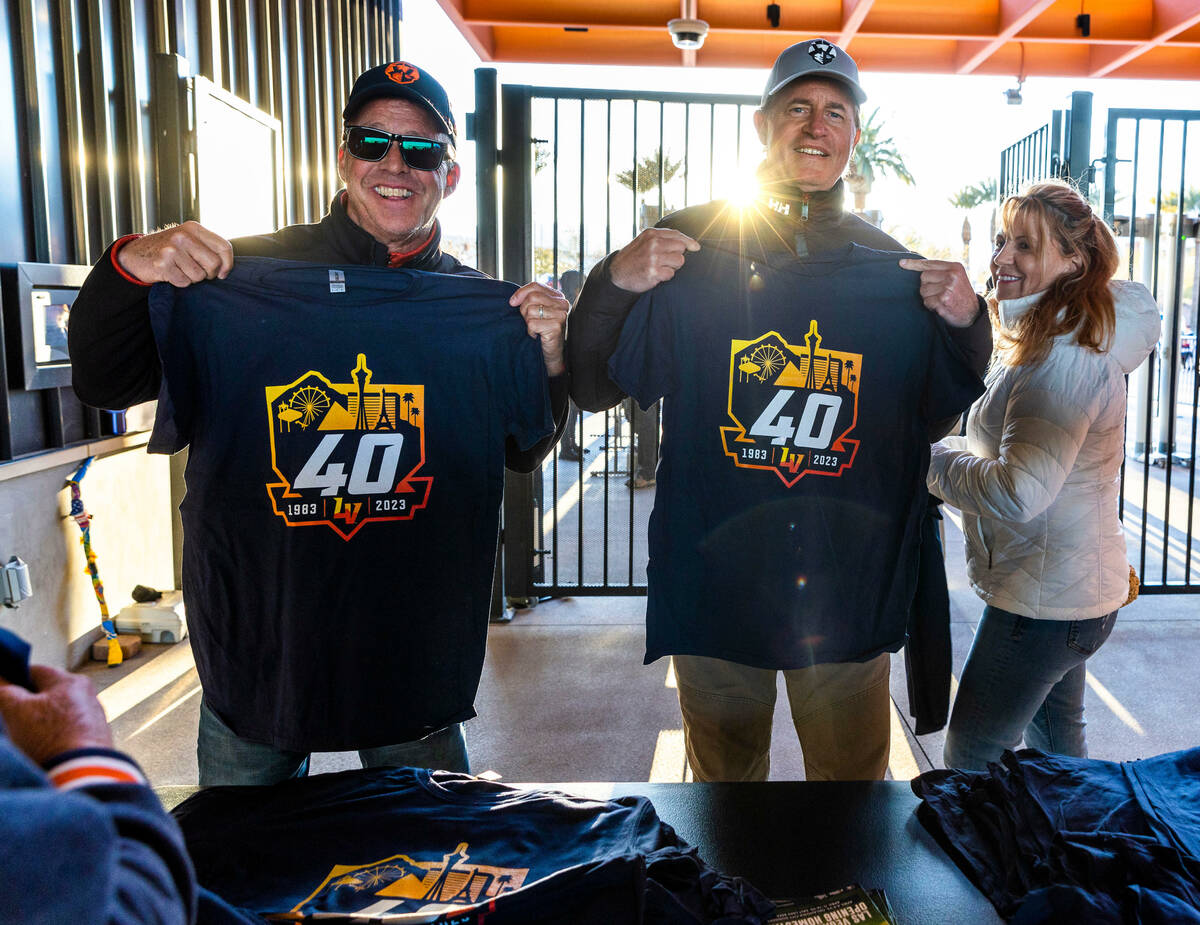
[481, 81, 760, 598]
[1000, 96, 1200, 593]
[1102, 109, 1200, 592]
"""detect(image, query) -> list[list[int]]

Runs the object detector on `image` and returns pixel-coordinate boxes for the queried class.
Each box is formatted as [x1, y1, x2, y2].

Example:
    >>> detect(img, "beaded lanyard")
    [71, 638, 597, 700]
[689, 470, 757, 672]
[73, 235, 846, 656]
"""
[67, 457, 121, 666]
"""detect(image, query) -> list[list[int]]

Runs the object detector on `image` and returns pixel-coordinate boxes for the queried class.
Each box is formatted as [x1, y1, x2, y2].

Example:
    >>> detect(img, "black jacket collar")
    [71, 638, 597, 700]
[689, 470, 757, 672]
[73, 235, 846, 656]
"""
[323, 191, 446, 270]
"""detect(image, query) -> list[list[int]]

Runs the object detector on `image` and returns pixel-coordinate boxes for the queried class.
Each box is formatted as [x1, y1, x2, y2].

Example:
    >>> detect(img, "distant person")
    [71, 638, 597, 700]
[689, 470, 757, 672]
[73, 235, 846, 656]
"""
[928, 181, 1159, 769]
[568, 38, 989, 782]
[68, 61, 568, 786]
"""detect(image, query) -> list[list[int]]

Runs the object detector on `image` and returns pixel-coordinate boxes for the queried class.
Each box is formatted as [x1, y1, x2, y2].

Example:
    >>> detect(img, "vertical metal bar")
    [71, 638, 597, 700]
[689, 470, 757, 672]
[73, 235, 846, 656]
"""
[288, 0, 310, 222]
[1067, 91, 1092, 194]
[683, 103, 690, 206]
[576, 97, 586, 587]
[306, 0, 326, 210]
[17, 0, 52, 262]
[500, 84, 536, 601]
[473, 68, 499, 277]
[84, 0, 117, 248]
[254, 0, 275, 115]
[603, 99, 613, 586]
[330, 0, 347, 136]
[235, 0, 251, 100]
[116, 0, 148, 234]
[51, 0, 90, 261]
[550, 97, 560, 588]
[708, 102, 715, 200]
[1131, 118, 1154, 583]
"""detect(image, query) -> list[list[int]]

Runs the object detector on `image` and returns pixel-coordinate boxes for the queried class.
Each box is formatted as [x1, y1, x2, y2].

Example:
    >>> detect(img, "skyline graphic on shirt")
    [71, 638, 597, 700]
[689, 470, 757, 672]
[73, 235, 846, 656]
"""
[291, 840, 530, 917]
[265, 353, 433, 540]
[720, 321, 862, 487]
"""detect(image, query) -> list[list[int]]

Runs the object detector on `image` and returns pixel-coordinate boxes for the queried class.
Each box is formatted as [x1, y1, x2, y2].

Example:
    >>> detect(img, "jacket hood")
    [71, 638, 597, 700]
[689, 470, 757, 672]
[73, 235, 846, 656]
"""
[1107, 279, 1160, 374]
[996, 279, 1159, 374]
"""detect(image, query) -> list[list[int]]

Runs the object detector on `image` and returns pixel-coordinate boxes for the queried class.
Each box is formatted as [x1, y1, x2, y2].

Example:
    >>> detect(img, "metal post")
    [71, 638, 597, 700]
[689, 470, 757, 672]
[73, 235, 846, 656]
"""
[472, 68, 499, 278]
[1066, 91, 1092, 195]
[500, 84, 538, 607]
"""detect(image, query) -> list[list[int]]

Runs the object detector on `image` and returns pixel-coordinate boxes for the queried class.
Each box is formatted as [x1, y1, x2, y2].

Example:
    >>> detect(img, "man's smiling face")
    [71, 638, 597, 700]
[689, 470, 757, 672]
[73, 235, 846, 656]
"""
[753, 77, 860, 192]
[337, 97, 459, 252]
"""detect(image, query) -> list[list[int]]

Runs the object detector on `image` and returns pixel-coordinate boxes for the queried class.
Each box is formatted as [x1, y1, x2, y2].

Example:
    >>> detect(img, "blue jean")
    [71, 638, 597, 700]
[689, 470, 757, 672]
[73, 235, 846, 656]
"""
[197, 697, 469, 786]
[943, 605, 1118, 771]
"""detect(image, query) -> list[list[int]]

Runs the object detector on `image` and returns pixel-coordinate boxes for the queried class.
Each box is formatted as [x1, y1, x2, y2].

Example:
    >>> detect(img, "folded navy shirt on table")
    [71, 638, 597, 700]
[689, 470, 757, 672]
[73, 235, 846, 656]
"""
[912, 747, 1200, 924]
[173, 765, 774, 924]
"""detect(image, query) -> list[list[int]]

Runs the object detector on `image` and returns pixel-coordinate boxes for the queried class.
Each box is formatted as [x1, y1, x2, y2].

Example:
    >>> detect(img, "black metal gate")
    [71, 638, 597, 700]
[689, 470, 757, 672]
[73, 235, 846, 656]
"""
[1102, 108, 1200, 593]
[474, 72, 758, 599]
[1000, 95, 1200, 593]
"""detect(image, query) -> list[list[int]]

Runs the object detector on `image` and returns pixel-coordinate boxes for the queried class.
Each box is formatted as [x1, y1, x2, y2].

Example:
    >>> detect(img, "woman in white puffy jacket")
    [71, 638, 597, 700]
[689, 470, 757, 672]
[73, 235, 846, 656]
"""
[927, 180, 1159, 770]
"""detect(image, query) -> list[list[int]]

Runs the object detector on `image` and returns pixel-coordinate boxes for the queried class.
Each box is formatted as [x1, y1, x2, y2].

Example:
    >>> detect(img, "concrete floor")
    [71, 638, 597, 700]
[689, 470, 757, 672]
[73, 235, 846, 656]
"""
[84, 514, 1200, 787]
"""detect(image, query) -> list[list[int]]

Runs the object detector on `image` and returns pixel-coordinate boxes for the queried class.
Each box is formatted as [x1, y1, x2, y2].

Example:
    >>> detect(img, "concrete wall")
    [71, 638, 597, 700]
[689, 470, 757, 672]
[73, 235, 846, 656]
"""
[0, 439, 175, 669]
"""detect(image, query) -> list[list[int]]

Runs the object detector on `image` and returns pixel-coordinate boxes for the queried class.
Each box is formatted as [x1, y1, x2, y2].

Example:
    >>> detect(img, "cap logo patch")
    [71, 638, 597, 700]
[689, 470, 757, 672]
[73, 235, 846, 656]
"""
[385, 62, 420, 85]
[807, 40, 836, 66]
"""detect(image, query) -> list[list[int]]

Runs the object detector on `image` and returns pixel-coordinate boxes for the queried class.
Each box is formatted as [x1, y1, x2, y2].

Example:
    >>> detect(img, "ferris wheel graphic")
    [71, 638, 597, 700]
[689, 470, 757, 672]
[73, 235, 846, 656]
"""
[748, 343, 786, 382]
[288, 385, 331, 428]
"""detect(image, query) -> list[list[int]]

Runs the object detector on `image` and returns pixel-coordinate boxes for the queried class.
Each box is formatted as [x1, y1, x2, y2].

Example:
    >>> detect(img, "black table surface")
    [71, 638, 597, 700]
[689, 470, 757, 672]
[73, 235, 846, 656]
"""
[158, 778, 1001, 924]
[573, 780, 1001, 925]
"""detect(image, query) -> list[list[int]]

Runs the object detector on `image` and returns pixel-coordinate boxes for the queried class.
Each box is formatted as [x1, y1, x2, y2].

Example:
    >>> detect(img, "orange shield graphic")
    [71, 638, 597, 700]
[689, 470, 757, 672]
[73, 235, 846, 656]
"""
[265, 353, 432, 540]
[720, 322, 861, 487]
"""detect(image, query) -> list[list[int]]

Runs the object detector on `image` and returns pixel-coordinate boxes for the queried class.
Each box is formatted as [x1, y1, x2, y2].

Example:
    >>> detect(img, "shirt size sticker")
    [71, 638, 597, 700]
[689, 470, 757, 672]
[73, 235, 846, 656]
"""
[265, 353, 432, 540]
[720, 321, 861, 487]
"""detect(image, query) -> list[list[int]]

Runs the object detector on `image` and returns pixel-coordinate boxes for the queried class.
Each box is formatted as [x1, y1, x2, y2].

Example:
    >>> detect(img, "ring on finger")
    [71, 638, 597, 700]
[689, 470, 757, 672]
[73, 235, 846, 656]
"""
[538, 306, 545, 319]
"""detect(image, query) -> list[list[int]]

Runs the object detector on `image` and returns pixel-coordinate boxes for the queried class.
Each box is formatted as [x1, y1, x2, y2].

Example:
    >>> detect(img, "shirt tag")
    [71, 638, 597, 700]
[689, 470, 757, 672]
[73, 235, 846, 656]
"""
[766, 197, 791, 217]
[329, 269, 346, 293]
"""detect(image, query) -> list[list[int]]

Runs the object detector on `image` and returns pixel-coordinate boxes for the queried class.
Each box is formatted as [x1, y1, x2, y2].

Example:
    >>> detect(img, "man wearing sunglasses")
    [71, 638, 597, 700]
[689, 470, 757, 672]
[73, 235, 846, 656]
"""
[68, 61, 568, 785]
[567, 39, 992, 785]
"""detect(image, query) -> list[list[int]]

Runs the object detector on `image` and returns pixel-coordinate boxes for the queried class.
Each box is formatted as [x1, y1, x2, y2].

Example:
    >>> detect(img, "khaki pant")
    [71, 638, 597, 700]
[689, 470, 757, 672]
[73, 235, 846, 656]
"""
[672, 653, 892, 782]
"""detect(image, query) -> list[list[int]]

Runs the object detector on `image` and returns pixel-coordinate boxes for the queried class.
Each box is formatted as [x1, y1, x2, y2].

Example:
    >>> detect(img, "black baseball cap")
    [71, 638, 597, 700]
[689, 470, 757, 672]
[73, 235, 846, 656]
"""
[342, 61, 456, 145]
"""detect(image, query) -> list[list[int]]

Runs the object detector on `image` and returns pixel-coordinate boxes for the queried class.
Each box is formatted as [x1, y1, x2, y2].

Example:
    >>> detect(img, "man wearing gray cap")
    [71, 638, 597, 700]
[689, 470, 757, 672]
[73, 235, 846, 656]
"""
[569, 38, 991, 782]
[69, 61, 569, 785]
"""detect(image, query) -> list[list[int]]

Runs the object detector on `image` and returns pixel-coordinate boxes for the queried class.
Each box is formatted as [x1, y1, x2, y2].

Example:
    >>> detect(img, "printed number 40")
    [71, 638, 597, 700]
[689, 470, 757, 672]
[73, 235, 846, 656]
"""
[293, 433, 405, 496]
[750, 389, 842, 450]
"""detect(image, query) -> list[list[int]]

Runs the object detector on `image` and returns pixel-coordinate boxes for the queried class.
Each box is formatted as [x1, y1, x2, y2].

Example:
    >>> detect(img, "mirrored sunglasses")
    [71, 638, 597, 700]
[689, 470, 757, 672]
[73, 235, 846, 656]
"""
[342, 126, 450, 170]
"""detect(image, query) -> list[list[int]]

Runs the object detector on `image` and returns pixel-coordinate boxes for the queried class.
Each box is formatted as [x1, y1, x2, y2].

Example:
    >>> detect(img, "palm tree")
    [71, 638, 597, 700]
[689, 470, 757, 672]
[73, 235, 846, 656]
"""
[401, 391, 415, 423]
[616, 149, 683, 229]
[844, 109, 914, 213]
[949, 178, 998, 264]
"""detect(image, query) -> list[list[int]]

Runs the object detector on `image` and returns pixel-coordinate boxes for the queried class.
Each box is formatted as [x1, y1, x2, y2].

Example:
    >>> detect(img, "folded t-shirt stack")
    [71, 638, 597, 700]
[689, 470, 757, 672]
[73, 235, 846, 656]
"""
[173, 766, 774, 924]
[912, 747, 1200, 924]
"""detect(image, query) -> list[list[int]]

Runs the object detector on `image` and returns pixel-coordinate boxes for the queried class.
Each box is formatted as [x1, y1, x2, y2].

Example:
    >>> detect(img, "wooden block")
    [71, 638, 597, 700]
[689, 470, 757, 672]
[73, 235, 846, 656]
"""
[91, 634, 141, 662]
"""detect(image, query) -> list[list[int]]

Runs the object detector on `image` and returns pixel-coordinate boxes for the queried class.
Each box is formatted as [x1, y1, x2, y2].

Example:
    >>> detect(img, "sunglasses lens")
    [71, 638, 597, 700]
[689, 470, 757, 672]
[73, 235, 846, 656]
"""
[400, 138, 444, 170]
[346, 127, 390, 161]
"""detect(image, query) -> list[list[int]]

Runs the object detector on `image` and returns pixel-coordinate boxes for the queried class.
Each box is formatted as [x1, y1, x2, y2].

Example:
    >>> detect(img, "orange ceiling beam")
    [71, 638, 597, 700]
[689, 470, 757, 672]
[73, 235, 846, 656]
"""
[430, 0, 1200, 80]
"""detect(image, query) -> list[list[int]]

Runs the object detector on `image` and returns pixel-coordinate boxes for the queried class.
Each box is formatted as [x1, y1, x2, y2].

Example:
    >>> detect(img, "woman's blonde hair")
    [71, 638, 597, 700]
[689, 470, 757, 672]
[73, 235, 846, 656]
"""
[990, 180, 1118, 367]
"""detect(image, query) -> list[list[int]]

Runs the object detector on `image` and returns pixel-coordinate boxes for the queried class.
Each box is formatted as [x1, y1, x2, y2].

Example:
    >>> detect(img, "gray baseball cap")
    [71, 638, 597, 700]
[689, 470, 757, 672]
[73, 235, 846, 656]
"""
[761, 38, 867, 107]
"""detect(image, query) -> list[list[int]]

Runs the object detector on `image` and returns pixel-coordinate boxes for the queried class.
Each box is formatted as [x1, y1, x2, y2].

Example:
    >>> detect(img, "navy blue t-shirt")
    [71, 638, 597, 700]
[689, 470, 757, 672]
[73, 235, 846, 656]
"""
[913, 747, 1200, 922]
[148, 258, 552, 751]
[172, 766, 774, 922]
[609, 245, 983, 669]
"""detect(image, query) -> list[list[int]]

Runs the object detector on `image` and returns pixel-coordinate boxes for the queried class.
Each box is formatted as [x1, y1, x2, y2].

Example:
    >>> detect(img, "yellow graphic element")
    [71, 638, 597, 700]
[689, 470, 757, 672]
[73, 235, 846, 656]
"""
[290, 841, 530, 916]
[288, 385, 330, 428]
[721, 323, 862, 487]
